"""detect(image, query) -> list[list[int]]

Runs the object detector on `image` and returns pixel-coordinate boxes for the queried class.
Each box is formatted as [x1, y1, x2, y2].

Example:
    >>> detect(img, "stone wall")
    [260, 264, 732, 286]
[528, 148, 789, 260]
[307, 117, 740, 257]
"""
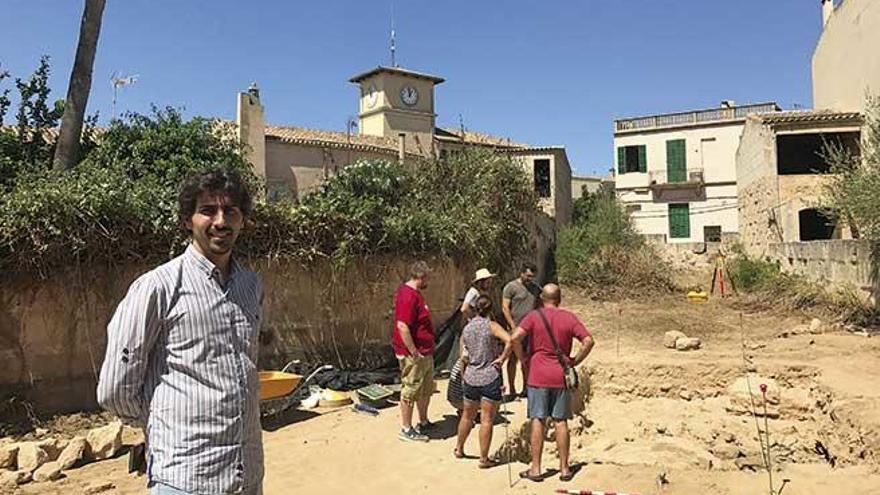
[0, 257, 475, 415]
[644, 233, 740, 269]
[764, 240, 877, 295]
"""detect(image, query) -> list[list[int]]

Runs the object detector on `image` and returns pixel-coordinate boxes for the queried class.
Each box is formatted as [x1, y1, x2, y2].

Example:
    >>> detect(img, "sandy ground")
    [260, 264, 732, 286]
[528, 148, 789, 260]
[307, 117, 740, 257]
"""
[10, 287, 880, 495]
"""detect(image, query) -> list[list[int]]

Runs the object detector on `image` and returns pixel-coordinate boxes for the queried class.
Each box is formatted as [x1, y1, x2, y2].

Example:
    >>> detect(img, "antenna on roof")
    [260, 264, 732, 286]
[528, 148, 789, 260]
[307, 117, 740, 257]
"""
[389, 3, 397, 67]
[458, 113, 466, 141]
[110, 70, 138, 120]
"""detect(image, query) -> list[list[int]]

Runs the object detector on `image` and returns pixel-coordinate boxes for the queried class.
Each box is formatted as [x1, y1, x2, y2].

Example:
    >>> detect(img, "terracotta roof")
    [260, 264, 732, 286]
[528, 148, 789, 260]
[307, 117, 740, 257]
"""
[349, 66, 445, 84]
[435, 127, 528, 148]
[755, 109, 863, 125]
[265, 125, 402, 154]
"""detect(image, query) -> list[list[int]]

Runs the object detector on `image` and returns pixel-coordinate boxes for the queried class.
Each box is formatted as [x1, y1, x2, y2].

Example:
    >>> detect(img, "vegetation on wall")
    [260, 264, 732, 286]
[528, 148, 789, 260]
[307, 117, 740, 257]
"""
[0, 58, 539, 277]
[824, 97, 880, 253]
[728, 249, 879, 327]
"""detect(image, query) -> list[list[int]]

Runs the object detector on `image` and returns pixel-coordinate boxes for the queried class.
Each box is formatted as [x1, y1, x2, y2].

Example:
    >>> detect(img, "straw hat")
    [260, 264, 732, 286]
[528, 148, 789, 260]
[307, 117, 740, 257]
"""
[472, 268, 497, 283]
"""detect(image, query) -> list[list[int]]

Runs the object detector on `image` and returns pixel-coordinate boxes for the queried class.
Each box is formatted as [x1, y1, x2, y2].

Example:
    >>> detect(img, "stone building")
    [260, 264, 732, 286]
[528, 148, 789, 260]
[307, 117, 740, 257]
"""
[571, 174, 610, 200]
[735, 0, 878, 257]
[237, 65, 572, 226]
[613, 101, 779, 244]
[735, 110, 863, 255]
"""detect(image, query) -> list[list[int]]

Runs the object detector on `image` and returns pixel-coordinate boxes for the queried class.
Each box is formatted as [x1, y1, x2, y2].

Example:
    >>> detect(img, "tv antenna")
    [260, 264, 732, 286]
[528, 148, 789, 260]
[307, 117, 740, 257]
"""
[110, 71, 138, 119]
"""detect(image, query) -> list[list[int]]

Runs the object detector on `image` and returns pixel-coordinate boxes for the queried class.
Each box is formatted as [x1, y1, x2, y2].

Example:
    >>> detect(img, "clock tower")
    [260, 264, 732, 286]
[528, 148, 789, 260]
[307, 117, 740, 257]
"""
[349, 66, 444, 154]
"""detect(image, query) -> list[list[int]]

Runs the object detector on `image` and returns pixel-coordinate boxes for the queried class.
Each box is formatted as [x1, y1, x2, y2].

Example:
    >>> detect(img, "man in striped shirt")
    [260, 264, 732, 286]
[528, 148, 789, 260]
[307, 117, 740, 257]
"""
[98, 169, 264, 495]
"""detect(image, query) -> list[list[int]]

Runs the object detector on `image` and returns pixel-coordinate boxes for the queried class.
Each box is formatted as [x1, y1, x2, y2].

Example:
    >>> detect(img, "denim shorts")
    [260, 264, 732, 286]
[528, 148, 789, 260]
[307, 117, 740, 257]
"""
[526, 386, 572, 420]
[463, 375, 503, 403]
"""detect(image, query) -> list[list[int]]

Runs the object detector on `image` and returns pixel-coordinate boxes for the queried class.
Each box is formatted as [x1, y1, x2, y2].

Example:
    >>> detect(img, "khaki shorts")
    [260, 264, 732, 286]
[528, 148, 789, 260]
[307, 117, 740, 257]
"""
[398, 355, 434, 402]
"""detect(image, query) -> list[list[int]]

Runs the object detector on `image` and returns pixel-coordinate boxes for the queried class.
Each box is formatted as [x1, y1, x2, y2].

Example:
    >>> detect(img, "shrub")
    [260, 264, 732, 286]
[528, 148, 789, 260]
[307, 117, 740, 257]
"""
[729, 252, 879, 327]
[728, 255, 782, 292]
[557, 191, 675, 297]
[0, 114, 538, 275]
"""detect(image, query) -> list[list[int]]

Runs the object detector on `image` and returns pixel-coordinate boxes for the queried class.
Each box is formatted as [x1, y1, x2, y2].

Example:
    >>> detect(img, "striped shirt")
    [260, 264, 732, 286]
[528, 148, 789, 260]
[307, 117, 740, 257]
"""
[97, 245, 264, 494]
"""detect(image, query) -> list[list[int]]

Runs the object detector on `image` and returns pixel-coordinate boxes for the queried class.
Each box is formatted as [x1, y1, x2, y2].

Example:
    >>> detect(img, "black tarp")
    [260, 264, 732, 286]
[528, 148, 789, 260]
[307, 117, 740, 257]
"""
[289, 305, 463, 400]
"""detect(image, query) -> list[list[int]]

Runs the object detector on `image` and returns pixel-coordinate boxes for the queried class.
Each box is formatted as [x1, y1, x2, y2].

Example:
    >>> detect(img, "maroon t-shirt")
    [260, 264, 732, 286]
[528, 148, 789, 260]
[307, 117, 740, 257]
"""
[391, 283, 435, 356]
[520, 307, 590, 389]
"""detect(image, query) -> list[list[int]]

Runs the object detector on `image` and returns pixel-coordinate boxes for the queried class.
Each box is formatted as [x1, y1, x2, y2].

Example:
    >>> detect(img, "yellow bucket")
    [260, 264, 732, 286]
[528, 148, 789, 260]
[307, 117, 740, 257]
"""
[259, 371, 302, 401]
[687, 290, 709, 303]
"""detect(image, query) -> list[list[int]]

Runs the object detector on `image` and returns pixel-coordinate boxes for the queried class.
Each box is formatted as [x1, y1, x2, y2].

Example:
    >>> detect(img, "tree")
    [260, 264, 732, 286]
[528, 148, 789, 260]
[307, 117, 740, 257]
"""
[52, 0, 106, 172]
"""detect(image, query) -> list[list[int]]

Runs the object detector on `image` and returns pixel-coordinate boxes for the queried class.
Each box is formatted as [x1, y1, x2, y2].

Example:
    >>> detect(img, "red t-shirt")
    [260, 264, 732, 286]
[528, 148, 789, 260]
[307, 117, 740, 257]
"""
[391, 284, 435, 356]
[520, 307, 590, 389]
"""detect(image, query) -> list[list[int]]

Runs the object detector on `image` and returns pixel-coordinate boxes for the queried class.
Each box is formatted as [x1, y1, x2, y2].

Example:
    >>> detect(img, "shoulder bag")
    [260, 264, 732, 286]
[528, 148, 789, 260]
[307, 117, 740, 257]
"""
[536, 308, 579, 390]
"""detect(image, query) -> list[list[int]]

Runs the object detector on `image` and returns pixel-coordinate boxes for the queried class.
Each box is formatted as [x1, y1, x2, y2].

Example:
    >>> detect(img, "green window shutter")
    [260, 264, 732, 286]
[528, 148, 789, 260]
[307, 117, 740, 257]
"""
[638, 145, 647, 173]
[666, 139, 686, 183]
[617, 147, 626, 174]
[668, 203, 691, 239]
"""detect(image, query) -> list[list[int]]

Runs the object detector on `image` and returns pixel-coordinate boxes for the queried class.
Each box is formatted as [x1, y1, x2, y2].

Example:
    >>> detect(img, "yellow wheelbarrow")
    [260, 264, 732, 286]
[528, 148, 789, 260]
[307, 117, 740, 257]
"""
[259, 361, 333, 416]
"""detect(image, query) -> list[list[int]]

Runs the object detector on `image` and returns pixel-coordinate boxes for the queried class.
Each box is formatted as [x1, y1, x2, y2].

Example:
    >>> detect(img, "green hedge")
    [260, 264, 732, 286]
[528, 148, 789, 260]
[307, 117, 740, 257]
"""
[0, 108, 538, 276]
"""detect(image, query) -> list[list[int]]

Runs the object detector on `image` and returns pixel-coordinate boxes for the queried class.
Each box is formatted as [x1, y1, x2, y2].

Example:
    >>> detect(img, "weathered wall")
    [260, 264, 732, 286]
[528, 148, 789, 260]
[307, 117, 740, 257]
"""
[764, 240, 876, 295]
[813, 0, 880, 113]
[264, 140, 395, 200]
[644, 233, 740, 269]
[0, 257, 474, 415]
[736, 118, 781, 256]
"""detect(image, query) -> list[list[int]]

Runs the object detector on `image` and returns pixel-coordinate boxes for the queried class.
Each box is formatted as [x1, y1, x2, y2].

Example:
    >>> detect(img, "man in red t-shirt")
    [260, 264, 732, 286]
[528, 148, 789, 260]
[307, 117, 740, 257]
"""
[510, 283, 594, 482]
[392, 261, 436, 442]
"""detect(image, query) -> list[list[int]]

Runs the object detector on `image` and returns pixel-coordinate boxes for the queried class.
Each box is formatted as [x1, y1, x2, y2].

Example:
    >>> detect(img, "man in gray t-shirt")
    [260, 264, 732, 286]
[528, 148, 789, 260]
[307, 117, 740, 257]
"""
[501, 262, 540, 398]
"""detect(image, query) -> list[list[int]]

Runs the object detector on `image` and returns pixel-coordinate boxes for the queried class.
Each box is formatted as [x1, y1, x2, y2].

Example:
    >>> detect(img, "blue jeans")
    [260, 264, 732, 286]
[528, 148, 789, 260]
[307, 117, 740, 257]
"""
[149, 484, 191, 495]
[149, 483, 262, 495]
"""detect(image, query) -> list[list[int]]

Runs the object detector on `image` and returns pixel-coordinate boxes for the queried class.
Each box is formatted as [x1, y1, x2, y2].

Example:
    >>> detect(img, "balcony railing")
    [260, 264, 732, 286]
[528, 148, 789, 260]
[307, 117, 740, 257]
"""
[649, 168, 704, 187]
[615, 102, 779, 133]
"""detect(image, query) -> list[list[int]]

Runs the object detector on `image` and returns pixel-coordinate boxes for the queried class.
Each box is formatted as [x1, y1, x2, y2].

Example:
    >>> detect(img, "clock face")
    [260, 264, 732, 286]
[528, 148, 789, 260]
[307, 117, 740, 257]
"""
[400, 86, 419, 106]
[365, 84, 378, 109]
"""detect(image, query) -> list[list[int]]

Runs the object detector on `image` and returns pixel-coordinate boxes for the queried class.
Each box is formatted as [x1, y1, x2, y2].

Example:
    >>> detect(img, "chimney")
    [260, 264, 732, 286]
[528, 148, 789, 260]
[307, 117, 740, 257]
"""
[237, 83, 266, 179]
[398, 133, 406, 164]
[822, 0, 833, 27]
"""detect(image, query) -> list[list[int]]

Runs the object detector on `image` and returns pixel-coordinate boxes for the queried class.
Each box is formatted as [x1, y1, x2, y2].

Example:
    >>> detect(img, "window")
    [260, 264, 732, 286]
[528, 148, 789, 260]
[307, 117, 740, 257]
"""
[666, 139, 686, 183]
[776, 132, 860, 175]
[704, 225, 722, 243]
[798, 208, 836, 241]
[668, 203, 690, 239]
[626, 204, 642, 214]
[534, 159, 551, 198]
[617, 145, 646, 174]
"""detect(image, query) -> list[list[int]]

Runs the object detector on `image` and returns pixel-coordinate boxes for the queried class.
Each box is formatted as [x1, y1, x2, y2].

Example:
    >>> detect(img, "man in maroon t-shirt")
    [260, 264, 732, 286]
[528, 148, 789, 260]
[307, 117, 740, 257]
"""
[392, 261, 436, 442]
[510, 284, 594, 482]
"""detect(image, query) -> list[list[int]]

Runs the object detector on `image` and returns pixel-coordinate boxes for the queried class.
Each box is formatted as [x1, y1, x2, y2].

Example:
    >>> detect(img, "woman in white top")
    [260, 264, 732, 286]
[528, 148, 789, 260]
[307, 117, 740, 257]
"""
[460, 268, 496, 320]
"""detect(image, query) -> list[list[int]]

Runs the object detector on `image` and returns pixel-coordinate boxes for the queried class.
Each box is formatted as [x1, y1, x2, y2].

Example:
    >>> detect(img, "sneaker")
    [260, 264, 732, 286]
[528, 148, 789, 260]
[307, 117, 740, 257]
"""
[415, 420, 436, 434]
[399, 427, 429, 442]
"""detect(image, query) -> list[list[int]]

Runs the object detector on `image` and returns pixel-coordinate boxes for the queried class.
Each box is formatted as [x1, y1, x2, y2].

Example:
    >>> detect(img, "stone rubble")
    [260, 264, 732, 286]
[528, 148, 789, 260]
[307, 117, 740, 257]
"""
[86, 422, 123, 461]
[57, 436, 87, 470]
[0, 443, 17, 469]
[16, 441, 50, 473]
[675, 337, 702, 351]
[32, 461, 63, 482]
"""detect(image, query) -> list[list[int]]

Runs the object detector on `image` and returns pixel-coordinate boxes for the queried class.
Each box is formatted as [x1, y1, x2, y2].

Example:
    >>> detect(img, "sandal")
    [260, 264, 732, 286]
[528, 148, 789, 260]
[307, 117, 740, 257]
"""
[479, 459, 499, 469]
[518, 470, 543, 482]
[559, 471, 575, 482]
[453, 449, 465, 459]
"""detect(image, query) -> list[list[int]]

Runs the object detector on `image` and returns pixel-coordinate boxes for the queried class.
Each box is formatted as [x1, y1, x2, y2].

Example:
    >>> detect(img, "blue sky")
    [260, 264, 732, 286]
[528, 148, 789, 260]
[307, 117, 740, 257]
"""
[1, 1, 826, 176]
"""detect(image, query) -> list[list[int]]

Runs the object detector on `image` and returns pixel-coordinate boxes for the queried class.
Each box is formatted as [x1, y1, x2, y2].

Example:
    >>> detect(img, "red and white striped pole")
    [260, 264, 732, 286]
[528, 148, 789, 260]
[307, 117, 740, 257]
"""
[556, 490, 643, 495]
